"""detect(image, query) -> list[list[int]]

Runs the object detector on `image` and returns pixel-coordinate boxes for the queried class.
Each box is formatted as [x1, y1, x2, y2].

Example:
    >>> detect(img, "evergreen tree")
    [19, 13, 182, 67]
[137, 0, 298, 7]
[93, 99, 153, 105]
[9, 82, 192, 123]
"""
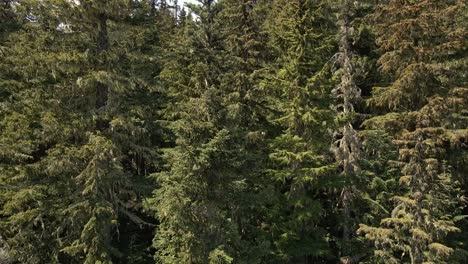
[149, 1, 242, 263]
[329, 0, 363, 261]
[0, 0, 164, 262]
[264, 0, 336, 262]
[217, 0, 274, 262]
[358, 1, 467, 263]
[0, 1, 80, 261]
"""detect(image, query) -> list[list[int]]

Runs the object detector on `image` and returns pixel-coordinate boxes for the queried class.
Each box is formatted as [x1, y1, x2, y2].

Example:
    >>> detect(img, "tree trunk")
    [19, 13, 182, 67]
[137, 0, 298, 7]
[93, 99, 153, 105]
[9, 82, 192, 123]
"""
[96, 13, 109, 131]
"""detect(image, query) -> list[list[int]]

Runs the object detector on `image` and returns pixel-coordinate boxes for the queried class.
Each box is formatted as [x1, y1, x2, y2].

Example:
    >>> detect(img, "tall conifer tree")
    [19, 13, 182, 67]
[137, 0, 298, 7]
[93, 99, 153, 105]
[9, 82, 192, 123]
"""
[358, 1, 467, 263]
[0, 0, 164, 262]
[150, 1, 242, 263]
[330, 0, 363, 261]
[218, 0, 273, 262]
[265, 0, 336, 262]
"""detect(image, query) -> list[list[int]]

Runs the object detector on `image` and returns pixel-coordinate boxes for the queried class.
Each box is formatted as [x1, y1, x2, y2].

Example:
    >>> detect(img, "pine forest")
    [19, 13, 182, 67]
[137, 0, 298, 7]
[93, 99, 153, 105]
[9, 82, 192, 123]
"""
[0, 0, 467, 263]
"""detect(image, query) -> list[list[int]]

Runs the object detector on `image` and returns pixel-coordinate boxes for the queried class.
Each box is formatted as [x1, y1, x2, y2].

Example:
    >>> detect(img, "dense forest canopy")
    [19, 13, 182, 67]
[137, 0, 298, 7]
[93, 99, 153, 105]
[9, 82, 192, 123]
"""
[0, 0, 467, 263]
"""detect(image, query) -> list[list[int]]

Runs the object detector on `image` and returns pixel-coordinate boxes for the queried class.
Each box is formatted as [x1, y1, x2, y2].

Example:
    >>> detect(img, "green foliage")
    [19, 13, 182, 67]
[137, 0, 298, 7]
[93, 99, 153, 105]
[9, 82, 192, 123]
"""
[149, 1, 241, 263]
[0, 1, 466, 263]
[263, 0, 337, 262]
[358, 1, 468, 263]
[0, 0, 163, 263]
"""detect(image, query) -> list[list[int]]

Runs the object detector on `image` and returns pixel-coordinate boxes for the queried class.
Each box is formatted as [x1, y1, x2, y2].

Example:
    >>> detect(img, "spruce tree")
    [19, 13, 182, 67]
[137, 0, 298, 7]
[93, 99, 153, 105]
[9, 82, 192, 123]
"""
[264, 0, 336, 262]
[358, 1, 467, 263]
[329, 0, 363, 261]
[149, 1, 242, 263]
[0, 1, 79, 261]
[0, 0, 163, 262]
[217, 0, 273, 262]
